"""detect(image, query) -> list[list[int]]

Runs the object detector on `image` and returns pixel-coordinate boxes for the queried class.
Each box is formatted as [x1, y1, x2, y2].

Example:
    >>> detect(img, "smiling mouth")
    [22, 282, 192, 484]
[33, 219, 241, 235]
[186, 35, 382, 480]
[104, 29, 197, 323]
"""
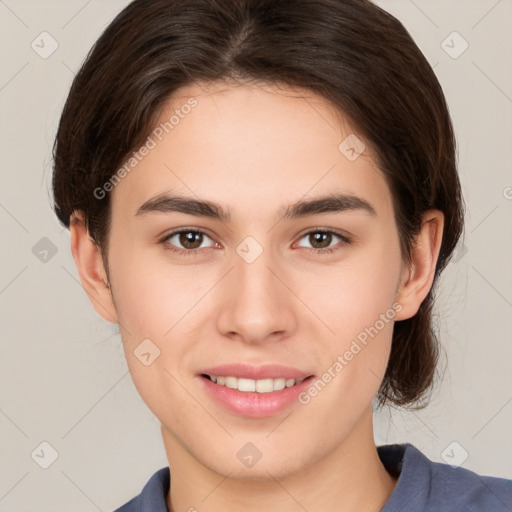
[201, 374, 313, 393]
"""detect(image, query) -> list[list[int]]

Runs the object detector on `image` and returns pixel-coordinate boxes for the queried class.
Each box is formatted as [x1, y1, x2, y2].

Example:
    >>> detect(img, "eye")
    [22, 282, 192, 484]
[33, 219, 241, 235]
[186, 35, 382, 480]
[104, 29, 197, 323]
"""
[160, 228, 217, 256]
[160, 227, 352, 257]
[294, 229, 352, 255]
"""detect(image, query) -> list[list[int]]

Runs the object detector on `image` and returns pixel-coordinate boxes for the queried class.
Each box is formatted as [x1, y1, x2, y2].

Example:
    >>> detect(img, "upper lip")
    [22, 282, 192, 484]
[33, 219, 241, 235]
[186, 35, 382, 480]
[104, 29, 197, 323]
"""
[198, 363, 314, 380]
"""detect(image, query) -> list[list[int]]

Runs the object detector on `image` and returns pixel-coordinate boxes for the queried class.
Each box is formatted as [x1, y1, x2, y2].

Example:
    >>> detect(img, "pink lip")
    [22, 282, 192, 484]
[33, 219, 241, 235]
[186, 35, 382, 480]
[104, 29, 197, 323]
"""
[197, 363, 312, 380]
[196, 363, 315, 418]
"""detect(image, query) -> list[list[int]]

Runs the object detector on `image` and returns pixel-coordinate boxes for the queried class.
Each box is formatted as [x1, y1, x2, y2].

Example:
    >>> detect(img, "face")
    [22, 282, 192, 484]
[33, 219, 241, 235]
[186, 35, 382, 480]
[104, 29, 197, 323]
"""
[103, 81, 407, 479]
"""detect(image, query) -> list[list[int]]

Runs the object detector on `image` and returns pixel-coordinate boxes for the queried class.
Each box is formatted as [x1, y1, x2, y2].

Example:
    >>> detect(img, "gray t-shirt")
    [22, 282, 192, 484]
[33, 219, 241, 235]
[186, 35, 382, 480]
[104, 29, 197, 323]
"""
[113, 443, 512, 511]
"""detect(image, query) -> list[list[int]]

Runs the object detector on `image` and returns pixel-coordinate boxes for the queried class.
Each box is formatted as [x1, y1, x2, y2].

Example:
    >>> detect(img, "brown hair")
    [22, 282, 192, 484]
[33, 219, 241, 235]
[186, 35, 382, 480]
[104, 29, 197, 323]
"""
[52, 0, 465, 410]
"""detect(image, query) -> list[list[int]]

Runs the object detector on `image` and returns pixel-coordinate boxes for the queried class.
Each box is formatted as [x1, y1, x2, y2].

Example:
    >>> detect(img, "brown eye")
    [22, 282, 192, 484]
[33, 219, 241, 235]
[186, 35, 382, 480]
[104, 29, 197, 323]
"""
[296, 229, 351, 255]
[178, 231, 204, 249]
[308, 231, 333, 249]
[161, 228, 215, 256]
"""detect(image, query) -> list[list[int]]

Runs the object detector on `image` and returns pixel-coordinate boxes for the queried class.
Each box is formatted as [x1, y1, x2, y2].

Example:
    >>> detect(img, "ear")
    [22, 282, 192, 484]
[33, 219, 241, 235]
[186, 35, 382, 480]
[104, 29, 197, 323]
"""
[69, 211, 118, 324]
[394, 209, 444, 321]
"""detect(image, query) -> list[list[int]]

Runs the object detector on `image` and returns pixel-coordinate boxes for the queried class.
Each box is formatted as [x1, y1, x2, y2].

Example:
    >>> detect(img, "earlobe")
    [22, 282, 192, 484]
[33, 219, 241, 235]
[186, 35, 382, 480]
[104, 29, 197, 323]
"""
[69, 211, 118, 324]
[394, 210, 444, 321]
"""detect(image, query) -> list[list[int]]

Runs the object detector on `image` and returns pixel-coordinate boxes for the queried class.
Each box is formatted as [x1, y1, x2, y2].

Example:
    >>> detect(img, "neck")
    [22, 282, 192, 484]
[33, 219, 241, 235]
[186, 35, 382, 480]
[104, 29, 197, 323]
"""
[163, 407, 397, 512]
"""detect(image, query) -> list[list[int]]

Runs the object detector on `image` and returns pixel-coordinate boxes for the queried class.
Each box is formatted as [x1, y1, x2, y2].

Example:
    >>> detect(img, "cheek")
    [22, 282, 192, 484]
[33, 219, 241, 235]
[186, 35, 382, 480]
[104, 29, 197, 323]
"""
[294, 235, 401, 409]
[108, 240, 198, 340]
[300, 239, 402, 341]
[109, 257, 200, 417]
[114, 276, 170, 341]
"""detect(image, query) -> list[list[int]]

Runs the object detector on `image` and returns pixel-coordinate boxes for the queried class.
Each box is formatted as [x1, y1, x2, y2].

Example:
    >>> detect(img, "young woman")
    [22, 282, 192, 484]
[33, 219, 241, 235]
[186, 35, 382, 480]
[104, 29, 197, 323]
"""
[52, 0, 512, 510]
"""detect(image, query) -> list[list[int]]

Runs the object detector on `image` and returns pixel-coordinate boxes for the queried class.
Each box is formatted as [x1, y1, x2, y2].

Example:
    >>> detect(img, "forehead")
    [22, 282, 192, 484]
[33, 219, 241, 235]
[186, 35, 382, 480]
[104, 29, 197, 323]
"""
[109, 80, 394, 224]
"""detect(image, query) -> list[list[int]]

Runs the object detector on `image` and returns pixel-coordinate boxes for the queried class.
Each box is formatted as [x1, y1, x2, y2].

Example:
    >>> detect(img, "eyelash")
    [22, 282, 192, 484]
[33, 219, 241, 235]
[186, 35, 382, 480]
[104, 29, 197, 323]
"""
[159, 228, 352, 257]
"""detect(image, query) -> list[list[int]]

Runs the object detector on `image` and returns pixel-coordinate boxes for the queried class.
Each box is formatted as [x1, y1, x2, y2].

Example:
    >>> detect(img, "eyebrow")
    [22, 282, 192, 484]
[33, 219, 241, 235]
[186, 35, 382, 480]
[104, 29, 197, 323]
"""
[135, 192, 377, 222]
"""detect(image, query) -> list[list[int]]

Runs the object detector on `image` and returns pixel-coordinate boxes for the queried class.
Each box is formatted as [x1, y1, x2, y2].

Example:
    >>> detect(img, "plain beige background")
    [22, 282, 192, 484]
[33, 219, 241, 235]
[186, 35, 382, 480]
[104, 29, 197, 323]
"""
[0, 0, 511, 510]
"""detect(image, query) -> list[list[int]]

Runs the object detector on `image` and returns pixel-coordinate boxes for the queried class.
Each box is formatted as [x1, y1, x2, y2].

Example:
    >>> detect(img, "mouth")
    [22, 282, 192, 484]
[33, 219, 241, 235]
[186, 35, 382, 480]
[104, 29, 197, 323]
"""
[198, 371, 316, 418]
[196, 363, 316, 417]
[200, 374, 309, 393]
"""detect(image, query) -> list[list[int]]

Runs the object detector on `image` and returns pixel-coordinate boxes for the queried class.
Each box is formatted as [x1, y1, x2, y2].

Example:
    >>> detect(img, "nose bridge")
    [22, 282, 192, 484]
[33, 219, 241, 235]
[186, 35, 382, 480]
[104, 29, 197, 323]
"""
[238, 245, 276, 297]
[217, 235, 296, 342]
[235, 236, 283, 310]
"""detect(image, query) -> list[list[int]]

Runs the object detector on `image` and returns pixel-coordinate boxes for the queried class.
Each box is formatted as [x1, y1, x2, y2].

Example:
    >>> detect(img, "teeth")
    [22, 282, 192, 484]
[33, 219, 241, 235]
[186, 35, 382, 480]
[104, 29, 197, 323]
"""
[207, 375, 303, 393]
[225, 376, 237, 389]
[239, 378, 256, 392]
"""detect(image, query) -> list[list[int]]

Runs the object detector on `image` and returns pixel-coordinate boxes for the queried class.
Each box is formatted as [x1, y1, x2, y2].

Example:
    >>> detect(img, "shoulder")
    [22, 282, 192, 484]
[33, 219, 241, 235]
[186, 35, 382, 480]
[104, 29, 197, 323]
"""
[427, 448, 512, 511]
[379, 443, 512, 511]
[113, 467, 170, 512]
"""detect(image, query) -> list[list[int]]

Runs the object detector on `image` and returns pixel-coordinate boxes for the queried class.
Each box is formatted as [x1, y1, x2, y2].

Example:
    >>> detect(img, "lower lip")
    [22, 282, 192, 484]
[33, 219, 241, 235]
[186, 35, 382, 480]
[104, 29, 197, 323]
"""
[198, 375, 315, 418]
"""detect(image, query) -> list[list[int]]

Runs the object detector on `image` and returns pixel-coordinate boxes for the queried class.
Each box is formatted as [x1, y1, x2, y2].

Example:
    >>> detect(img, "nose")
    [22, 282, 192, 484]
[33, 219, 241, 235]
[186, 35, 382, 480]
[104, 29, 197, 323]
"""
[216, 241, 298, 345]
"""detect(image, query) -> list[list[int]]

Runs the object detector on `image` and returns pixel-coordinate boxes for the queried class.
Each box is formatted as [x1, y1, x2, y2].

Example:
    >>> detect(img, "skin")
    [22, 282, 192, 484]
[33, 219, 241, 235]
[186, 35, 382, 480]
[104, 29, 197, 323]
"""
[70, 81, 444, 512]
